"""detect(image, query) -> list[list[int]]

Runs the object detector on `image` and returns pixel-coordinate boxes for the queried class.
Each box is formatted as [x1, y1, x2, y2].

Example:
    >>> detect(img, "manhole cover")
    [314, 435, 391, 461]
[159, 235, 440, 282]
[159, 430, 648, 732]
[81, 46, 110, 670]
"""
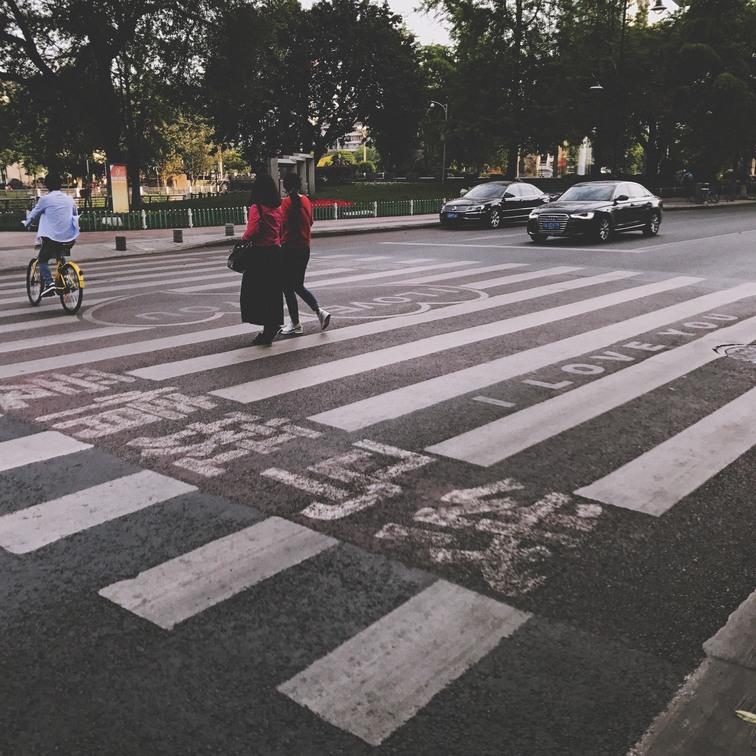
[714, 343, 756, 364]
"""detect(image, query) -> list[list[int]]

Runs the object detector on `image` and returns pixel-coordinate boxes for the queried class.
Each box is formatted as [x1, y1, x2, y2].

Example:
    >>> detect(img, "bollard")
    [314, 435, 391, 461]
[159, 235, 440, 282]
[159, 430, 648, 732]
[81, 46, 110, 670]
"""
[173, 229, 183, 243]
[225, 223, 234, 236]
[115, 236, 127, 251]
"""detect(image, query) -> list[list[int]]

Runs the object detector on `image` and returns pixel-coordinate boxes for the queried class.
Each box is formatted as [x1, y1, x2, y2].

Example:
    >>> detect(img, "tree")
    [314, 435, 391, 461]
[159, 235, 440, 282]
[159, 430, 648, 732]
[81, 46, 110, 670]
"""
[0, 0, 213, 205]
[203, 0, 309, 170]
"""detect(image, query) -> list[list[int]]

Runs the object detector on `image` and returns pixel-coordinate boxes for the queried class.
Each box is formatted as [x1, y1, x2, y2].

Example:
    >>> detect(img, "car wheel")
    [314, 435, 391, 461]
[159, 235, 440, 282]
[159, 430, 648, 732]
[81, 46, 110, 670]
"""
[642, 211, 661, 237]
[593, 216, 612, 243]
[489, 209, 501, 229]
[529, 233, 547, 243]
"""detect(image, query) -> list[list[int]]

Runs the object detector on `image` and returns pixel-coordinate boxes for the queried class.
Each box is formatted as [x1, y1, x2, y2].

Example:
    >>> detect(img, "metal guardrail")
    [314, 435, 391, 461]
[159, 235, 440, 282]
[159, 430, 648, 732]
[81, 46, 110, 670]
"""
[2, 199, 447, 233]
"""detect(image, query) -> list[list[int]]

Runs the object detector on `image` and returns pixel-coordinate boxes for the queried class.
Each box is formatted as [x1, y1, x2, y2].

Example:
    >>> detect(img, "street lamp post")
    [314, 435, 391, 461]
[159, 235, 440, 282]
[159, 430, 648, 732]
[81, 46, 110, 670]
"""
[429, 100, 448, 185]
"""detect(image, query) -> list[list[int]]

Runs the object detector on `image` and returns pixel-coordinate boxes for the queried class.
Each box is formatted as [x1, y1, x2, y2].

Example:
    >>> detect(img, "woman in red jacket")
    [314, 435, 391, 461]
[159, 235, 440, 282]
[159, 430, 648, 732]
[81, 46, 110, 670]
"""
[279, 172, 330, 335]
[240, 174, 283, 345]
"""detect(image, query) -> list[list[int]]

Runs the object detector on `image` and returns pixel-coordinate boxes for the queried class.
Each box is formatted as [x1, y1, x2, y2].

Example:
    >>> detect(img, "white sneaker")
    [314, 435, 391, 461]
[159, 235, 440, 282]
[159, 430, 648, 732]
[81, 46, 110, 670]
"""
[318, 309, 331, 331]
[280, 321, 303, 336]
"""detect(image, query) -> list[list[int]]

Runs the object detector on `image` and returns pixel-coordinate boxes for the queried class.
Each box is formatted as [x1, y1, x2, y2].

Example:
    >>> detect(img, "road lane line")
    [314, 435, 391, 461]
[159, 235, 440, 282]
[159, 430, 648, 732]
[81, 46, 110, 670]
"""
[427, 314, 756, 466]
[0, 431, 92, 473]
[278, 580, 530, 746]
[213, 272, 659, 404]
[0, 323, 252, 379]
[99, 517, 337, 629]
[312, 282, 755, 431]
[0, 325, 147, 355]
[575, 383, 756, 515]
[170, 261, 474, 294]
[0, 470, 195, 554]
[131, 266, 601, 381]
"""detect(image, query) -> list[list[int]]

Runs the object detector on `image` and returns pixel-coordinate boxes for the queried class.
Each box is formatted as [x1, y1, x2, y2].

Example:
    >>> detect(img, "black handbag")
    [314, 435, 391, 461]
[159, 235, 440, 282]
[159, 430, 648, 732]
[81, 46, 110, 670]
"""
[227, 239, 254, 272]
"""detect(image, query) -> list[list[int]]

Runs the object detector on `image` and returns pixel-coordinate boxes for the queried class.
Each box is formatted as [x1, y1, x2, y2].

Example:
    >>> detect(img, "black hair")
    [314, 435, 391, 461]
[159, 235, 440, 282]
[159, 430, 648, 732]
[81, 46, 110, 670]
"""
[44, 174, 62, 191]
[283, 173, 302, 232]
[249, 174, 281, 209]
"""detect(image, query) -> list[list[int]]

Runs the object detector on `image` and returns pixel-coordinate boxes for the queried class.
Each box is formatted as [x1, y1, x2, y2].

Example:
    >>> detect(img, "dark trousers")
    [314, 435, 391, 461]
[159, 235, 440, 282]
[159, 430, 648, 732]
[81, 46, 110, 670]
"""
[38, 237, 74, 286]
[282, 246, 319, 324]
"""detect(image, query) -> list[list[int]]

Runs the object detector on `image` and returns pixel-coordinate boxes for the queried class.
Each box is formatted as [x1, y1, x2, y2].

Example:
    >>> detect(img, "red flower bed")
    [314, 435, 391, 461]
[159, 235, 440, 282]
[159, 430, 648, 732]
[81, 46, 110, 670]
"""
[311, 199, 354, 207]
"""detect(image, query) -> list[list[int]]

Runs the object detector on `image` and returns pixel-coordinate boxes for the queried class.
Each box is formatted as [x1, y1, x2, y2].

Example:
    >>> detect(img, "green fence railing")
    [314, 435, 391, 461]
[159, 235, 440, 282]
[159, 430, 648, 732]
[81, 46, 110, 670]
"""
[1, 199, 445, 233]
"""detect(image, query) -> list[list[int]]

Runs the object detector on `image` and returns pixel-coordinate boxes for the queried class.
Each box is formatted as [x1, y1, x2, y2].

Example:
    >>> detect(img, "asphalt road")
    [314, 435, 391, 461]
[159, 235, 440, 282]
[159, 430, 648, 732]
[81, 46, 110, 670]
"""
[1, 207, 754, 756]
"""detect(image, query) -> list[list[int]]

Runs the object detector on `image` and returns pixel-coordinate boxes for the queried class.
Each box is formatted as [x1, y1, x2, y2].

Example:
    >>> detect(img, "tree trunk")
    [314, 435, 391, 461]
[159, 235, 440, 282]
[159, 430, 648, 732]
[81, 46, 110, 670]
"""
[506, 144, 519, 179]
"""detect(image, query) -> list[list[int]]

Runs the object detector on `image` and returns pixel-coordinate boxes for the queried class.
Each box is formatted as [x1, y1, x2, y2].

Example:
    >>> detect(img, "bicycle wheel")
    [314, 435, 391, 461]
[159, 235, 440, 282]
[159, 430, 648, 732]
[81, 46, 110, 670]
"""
[26, 258, 42, 305]
[59, 262, 83, 314]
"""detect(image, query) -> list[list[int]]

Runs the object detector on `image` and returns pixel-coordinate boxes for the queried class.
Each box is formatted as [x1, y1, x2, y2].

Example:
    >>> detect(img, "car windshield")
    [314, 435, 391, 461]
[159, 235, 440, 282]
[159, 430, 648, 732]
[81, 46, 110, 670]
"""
[559, 185, 616, 201]
[465, 184, 506, 200]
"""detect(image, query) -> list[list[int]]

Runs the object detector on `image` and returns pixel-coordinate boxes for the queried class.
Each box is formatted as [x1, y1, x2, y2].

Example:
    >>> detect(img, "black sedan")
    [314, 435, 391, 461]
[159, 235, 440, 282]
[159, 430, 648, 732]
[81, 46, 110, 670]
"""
[440, 181, 550, 228]
[527, 180, 663, 243]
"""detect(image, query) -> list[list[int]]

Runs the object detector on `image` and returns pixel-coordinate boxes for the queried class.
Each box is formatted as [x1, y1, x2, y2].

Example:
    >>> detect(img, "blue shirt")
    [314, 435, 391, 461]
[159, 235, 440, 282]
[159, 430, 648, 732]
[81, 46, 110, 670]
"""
[25, 191, 80, 243]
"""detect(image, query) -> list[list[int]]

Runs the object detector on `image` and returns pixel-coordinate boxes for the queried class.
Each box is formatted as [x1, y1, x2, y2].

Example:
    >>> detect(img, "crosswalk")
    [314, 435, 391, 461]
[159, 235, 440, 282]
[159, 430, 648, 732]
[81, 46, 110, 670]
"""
[2, 244, 756, 746]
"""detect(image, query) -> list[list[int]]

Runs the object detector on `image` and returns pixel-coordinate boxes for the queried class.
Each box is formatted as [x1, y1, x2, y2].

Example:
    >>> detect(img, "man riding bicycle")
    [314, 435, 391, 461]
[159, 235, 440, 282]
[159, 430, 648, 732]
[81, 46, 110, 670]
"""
[22, 174, 80, 297]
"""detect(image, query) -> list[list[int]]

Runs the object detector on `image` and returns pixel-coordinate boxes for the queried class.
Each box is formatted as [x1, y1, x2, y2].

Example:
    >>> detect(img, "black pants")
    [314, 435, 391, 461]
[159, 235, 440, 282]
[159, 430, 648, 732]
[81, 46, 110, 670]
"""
[38, 237, 74, 286]
[282, 246, 319, 324]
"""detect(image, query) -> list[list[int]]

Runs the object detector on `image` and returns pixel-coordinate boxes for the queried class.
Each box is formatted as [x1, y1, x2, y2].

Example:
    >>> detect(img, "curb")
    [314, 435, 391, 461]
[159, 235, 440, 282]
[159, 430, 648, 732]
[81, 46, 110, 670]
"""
[630, 590, 756, 755]
[663, 201, 756, 212]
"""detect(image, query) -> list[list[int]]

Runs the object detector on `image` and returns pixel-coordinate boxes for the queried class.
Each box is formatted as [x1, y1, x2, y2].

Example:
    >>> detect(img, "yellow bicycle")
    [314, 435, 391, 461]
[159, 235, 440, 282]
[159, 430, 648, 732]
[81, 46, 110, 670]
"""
[26, 244, 85, 314]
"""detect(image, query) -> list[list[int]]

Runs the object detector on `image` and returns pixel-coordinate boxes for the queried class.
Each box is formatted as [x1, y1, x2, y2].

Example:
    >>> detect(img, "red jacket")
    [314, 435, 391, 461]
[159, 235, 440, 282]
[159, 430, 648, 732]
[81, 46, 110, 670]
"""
[280, 194, 313, 248]
[242, 203, 282, 246]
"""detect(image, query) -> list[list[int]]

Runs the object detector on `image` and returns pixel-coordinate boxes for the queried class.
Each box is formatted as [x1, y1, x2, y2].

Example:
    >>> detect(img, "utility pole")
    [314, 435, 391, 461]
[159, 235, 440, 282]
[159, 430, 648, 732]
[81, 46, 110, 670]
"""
[429, 101, 449, 185]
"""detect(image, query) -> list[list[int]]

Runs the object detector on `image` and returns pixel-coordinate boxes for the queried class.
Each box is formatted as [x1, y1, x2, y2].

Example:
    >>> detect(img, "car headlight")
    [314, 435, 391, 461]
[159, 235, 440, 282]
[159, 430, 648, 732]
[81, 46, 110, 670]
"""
[529, 210, 539, 219]
[570, 211, 595, 219]
[466, 204, 485, 211]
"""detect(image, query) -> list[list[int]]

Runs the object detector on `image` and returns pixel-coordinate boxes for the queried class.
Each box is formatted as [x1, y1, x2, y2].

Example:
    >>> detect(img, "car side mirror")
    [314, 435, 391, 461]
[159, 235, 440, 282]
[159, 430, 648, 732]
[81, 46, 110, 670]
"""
[459, 188, 468, 196]
[614, 194, 629, 203]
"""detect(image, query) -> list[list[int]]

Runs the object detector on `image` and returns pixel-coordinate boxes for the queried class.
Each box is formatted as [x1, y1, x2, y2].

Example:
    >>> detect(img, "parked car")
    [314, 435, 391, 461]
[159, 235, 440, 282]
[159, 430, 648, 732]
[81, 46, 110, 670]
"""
[527, 180, 663, 243]
[439, 181, 550, 228]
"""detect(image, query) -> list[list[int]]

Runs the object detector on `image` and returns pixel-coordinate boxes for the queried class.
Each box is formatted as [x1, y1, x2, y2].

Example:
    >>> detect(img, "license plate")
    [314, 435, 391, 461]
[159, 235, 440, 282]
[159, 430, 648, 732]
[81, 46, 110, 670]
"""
[542, 221, 561, 230]
[447, 212, 458, 219]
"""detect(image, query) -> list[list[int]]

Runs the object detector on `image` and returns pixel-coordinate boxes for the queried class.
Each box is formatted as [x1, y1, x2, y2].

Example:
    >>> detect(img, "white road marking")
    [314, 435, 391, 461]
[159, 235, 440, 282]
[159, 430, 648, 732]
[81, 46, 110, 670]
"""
[213, 271, 651, 404]
[616, 227, 756, 255]
[0, 324, 252, 379]
[0, 470, 195, 554]
[278, 580, 530, 746]
[0, 296, 117, 321]
[471, 266, 583, 289]
[131, 268, 630, 382]
[99, 517, 337, 629]
[171, 261, 474, 294]
[427, 313, 756, 467]
[473, 396, 516, 408]
[144, 266, 354, 293]
[462, 232, 525, 240]
[0, 431, 91, 473]
[78, 248, 228, 271]
[575, 384, 756, 515]
[396, 262, 529, 284]
[0, 259, 215, 292]
[312, 282, 756, 431]
[381, 241, 624, 253]
[0, 326, 147, 355]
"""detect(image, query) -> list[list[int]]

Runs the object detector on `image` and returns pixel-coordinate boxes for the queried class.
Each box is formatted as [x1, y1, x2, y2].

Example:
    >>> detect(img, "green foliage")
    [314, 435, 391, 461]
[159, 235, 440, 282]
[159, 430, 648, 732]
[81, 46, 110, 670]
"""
[355, 160, 377, 176]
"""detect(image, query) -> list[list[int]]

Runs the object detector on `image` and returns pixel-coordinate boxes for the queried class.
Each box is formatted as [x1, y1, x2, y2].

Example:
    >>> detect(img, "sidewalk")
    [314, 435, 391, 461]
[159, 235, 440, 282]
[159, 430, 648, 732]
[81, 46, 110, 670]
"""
[0, 213, 441, 269]
[1, 197, 753, 269]
[630, 589, 756, 755]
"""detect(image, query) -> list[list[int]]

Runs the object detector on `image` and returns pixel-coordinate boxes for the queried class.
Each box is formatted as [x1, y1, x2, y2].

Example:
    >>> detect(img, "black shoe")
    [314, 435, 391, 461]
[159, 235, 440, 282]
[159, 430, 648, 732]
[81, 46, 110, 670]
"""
[41, 284, 57, 297]
[251, 333, 273, 346]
